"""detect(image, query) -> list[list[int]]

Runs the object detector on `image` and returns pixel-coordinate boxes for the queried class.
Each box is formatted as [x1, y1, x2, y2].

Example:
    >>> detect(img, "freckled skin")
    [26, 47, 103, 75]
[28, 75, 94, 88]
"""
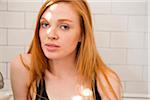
[39, 2, 81, 60]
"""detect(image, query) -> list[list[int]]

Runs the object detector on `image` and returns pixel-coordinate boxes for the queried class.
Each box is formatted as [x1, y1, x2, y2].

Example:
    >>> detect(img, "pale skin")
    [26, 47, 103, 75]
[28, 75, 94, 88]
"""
[10, 2, 121, 100]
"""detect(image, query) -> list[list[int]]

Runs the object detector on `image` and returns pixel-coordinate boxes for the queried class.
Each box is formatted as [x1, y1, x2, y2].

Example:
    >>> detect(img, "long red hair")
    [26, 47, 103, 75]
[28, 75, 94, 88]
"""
[22, 0, 122, 99]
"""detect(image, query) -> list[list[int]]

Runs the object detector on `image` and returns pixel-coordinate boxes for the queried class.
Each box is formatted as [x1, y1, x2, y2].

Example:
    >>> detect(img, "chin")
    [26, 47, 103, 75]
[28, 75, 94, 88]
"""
[44, 52, 59, 60]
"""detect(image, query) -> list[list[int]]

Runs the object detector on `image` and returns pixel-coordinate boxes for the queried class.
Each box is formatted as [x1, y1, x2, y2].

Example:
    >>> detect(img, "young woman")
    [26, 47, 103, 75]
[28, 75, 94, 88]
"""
[10, 0, 122, 100]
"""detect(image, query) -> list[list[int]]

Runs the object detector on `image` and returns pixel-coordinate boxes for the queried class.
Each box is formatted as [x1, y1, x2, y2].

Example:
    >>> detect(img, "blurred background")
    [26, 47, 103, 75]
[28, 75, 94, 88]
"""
[0, 0, 149, 99]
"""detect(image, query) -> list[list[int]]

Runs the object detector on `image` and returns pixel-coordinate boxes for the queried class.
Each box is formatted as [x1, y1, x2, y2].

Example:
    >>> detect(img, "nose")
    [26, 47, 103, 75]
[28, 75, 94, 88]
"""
[46, 27, 59, 40]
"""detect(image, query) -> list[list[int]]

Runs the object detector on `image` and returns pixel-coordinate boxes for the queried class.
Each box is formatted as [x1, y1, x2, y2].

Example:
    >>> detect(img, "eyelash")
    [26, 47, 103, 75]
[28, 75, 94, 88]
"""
[40, 22, 49, 28]
[40, 22, 70, 31]
[59, 24, 70, 30]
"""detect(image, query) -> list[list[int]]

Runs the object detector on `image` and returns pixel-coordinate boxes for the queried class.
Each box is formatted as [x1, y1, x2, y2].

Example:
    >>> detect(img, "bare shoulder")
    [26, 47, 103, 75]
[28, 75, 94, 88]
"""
[96, 67, 122, 99]
[10, 53, 31, 74]
[10, 53, 31, 72]
[10, 53, 31, 99]
[10, 53, 31, 82]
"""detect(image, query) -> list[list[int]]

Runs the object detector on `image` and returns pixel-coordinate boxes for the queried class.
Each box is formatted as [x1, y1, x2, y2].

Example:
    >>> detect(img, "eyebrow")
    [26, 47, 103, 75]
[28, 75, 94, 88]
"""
[40, 17, 73, 23]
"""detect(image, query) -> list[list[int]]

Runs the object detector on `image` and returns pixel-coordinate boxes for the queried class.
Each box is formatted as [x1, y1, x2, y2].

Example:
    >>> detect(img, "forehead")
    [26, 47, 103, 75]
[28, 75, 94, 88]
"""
[41, 2, 79, 22]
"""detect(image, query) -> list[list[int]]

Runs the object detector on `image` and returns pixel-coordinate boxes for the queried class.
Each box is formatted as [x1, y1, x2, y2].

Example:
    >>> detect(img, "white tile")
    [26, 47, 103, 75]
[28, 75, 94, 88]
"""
[110, 32, 145, 48]
[144, 33, 148, 49]
[148, 32, 150, 50]
[98, 48, 126, 64]
[7, 63, 10, 79]
[123, 93, 149, 99]
[7, 0, 42, 3]
[112, 2, 146, 15]
[94, 15, 128, 31]
[88, 0, 111, 2]
[110, 65, 143, 81]
[148, 16, 150, 33]
[25, 12, 38, 29]
[0, 12, 5, 27]
[123, 98, 148, 100]
[89, 2, 111, 14]
[125, 82, 148, 94]
[0, 63, 7, 79]
[127, 49, 147, 65]
[0, 1, 7, 11]
[8, 2, 42, 12]
[148, 1, 150, 16]
[128, 16, 147, 32]
[8, 29, 34, 46]
[94, 32, 110, 48]
[148, 34, 150, 59]
[0, 46, 24, 62]
[0, 12, 24, 28]
[112, 0, 146, 2]
[143, 66, 148, 82]
[0, 0, 7, 2]
[123, 92, 149, 100]
[149, 82, 150, 96]
[0, 29, 7, 45]
[149, 66, 150, 82]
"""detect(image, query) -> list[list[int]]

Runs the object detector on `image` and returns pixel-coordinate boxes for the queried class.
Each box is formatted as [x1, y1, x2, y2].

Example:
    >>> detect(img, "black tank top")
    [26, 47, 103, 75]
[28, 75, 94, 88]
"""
[35, 79, 101, 100]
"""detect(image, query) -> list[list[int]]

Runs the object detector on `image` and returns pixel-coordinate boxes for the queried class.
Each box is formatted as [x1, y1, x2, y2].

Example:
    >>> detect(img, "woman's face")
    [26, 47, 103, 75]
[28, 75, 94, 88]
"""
[39, 2, 81, 60]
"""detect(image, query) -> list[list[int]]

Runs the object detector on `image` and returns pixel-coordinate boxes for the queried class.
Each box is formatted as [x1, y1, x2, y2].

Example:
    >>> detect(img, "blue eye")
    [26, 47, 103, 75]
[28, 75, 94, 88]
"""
[41, 22, 49, 28]
[60, 24, 70, 30]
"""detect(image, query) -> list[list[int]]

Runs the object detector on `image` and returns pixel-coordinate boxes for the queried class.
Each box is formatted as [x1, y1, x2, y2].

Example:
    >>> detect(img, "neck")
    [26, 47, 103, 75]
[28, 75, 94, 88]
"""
[48, 52, 77, 79]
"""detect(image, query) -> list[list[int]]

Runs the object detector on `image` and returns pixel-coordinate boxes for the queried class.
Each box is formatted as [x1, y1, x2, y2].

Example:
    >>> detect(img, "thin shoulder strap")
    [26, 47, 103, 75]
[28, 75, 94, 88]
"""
[19, 54, 30, 70]
[36, 79, 49, 100]
[92, 78, 102, 100]
[94, 79, 101, 100]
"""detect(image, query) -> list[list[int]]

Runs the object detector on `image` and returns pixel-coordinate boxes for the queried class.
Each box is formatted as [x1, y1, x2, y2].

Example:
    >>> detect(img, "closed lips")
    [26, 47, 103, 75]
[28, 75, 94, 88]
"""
[45, 44, 60, 47]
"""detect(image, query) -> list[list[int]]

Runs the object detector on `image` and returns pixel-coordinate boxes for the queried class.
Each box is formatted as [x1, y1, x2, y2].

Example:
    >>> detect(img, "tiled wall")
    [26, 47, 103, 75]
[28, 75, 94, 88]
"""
[0, 0, 148, 99]
[91, 1, 148, 98]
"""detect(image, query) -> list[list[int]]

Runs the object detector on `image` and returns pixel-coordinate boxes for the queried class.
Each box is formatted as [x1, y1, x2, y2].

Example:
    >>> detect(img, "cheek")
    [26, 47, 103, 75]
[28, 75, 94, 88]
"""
[64, 34, 80, 48]
[39, 30, 46, 43]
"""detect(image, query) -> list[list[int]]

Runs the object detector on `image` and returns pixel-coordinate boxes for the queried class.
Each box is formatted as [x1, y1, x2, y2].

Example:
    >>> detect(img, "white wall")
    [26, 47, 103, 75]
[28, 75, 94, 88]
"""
[0, 0, 148, 99]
